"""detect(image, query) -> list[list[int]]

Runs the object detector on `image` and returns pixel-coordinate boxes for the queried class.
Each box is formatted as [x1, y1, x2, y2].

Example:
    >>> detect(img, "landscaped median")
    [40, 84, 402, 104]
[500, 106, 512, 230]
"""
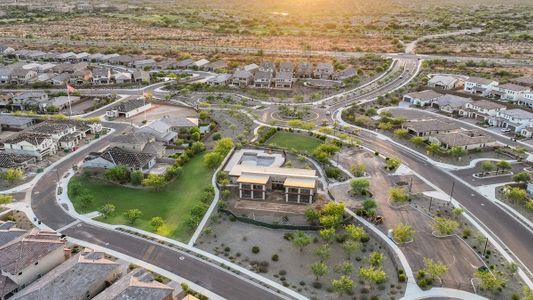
[68, 153, 214, 242]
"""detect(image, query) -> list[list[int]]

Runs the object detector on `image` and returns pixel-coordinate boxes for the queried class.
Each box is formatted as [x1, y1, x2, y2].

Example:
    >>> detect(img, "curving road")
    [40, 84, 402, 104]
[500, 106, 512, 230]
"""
[29, 122, 283, 300]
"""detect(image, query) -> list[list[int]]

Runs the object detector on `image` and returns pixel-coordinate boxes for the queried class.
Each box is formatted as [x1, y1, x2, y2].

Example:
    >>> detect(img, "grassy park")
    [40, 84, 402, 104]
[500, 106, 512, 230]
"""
[68, 153, 213, 242]
[267, 132, 323, 154]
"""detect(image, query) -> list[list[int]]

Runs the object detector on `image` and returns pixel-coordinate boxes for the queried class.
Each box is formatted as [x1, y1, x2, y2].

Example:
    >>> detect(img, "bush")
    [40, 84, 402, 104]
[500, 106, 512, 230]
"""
[360, 234, 370, 243]
[312, 282, 322, 289]
[398, 274, 406, 282]
[251, 246, 260, 254]
[271, 254, 279, 262]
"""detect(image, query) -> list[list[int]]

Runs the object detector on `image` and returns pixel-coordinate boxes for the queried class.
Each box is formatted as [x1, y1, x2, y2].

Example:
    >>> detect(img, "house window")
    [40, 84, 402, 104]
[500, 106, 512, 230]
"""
[253, 184, 264, 190]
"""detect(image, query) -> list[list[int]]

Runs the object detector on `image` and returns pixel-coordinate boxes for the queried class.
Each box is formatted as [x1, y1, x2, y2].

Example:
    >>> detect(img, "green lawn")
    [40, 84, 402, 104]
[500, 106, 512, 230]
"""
[267, 131, 323, 154]
[68, 153, 213, 242]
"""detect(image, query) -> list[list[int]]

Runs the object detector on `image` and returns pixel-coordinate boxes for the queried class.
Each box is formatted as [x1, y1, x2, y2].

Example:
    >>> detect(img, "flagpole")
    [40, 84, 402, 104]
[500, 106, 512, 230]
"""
[66, 82, 72, 119]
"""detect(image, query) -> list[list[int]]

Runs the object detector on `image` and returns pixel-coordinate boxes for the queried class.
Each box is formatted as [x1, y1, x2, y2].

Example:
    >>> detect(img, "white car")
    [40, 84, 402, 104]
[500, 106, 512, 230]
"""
[501, 128, 512, 133]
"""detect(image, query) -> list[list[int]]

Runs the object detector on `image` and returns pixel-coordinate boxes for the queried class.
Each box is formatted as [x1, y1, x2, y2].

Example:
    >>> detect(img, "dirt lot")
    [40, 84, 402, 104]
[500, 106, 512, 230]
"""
[197, 212, 405, 300]
[124, 103, 197, 126]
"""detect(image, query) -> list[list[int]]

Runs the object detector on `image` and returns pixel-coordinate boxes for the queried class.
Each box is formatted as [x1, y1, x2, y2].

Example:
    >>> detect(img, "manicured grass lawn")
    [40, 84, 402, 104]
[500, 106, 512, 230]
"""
[267, 131, 323, 154]
[68, 153, 213, 242]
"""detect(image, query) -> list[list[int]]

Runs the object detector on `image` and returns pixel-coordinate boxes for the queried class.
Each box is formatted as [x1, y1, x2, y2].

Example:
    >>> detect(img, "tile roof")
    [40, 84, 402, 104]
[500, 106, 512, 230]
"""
[428, 75, 459, 86]
[0, 152, 35, 169]
[501, 109, 533, 120]
[100, 147, 155, 169]
[466, 76, 497, 85]
[405, 90, 443, 101]
[3, 132, 51, 146]
[12, 249, 123, 300]
[405, 120, 460, 133]
[498, 83, 530, 92]
[110, 98, 148, 113]
[434, 94, 472, 107]
[0, 221, 26, 247]
[0, 230, 64, 275]
[93, 269, 173, 300]
[468, 100, 506, 110]
[432, 130, 496, 147]
[161, 117, 198, 127]
[0, 115, 34, 126]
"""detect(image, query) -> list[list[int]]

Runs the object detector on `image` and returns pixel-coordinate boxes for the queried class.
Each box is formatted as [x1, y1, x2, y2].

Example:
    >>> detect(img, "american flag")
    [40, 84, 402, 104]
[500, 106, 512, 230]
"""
[66, 83, 76, 94]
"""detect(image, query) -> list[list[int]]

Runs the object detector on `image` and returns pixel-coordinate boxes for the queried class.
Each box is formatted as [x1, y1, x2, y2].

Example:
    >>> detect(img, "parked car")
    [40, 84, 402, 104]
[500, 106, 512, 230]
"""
[501, 128, 512, 133]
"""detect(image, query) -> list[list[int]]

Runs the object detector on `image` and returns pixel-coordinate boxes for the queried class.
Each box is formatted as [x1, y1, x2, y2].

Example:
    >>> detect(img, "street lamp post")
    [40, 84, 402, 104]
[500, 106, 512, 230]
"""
[448, 181, 455, 207]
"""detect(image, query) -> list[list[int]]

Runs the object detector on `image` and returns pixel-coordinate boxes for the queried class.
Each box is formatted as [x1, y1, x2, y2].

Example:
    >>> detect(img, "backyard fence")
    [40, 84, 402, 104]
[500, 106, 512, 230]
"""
[218, 208, 323, 231]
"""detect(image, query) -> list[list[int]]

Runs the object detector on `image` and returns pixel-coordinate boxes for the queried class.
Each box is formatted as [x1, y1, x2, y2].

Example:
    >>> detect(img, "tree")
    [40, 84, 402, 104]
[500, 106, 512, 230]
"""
[150, 216, 164, 230]
[203, 152, 224, 169]
[359, 266, 387, 288]
[104, 165, 129, 182]
[304, 207, 320, 225]
[377, 122, 393, 130]
[130, 171, 144, 185]
[448, 146, 466, 159]
[422, 258, 448, 282]
[350, 178, 369, 195]
[394, 128, 408, 137]
[331, 275, 354, 297]
[505, 187, 527, 204]
[385, 157, 401, 171]
[199, 111, 209, 120]
[213, 138, 234, 155]
[392, 223, 415, 244]
[2, 168, 23, 183]
[513, 171, 530, 183]
[496, 160, 512, 174]
[350, 163, 366, 177]
[369, 251, 385, 267]
[362, 199, 377, 214]
[334, 261, 353, 275]
[124, 209, 142, 224]
[410, 136, 426, 146]
[314, 244, 330, 262]
[354, 115, 372, 127]
[98, 203, 116, 218]
[481, 161, 495, 174]
[142, 174, 166, 191]
[474, 270, 506, 291]
[310, 261, 328, 281]
[342, 239, 360, 259]
[292, 232, 311, 252]
[319, 214, 342, 228]
[345, 224, 366, 241]
[389, 187, 409, 204]
[426, 143, 443, 156]
[432, 217, 459, 235]
[78, 194, 93, 208]
[319, 228, 336, 243]
[0, 194, 13, 207]
[191, 141, 206, 154]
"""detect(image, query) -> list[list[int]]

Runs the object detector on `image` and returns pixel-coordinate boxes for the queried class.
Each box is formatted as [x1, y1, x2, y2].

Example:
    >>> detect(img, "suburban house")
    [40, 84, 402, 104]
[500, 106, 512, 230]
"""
[254, 70, 273, 88]
[491, 83, 531, 101]
[511, 75, 533, 88]
[279, 62, 294, 73]
[93, 67, 111, 84]
[132, 70, 151, 83]
[160, 116, 199, 133]
[47, 96, 81, 111]
[274, 71, 294, 89]
[231, 69, 253, 87]
[137, 119, 178, 144]
[402, 90, 442, 106]
[92, 269, 174, 300]
[132, 59, 156, 70]
[427, 75, 463, 90]
[464, 77, 499, 96]
[192, 59, 210, 69]
[0, 152, 37, 172]
[333, 67, 357, 81]
[12, 91, 48, 110]
[296, 63, 313, 78]
[2, 132, 57, 159]
[207, 74, 232, 86]
[259, 62, 276, 73]
[243, 64, 259, 73]
[0, 230, 66, 299]
[489, 109, 533, 133]
[49, 73, 72, 86]
[12, 249, 127, 300]
[0, 115, 35, 131]
[314, 63, 334, 79]
[432, 94, 472, 114]
[83, 147, 157, 172]
[69, 68, 93, 84]
[0, 68, 12, 84]
[110, 132, 166, 158]
[428, 130, 499, 150]
[229, 165, 318, 204]
[106, 98, 151, 118]
[9, 68, 37, 84]
[176, 58, 195, 69]
[459, 100, 506, 120]
[108, 55, 135, 66]
[202, 60, 228, 72]
[518, 92, 533, 108]
[403, 120, 460, 137]
[114, 72, 133, 84]
[0, 221, 26, 247]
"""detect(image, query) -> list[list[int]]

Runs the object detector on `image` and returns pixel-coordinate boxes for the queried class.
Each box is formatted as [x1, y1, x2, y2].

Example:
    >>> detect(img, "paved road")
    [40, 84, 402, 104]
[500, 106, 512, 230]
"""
[355, 131, 533, 276]
[30, 122, 282, 300]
